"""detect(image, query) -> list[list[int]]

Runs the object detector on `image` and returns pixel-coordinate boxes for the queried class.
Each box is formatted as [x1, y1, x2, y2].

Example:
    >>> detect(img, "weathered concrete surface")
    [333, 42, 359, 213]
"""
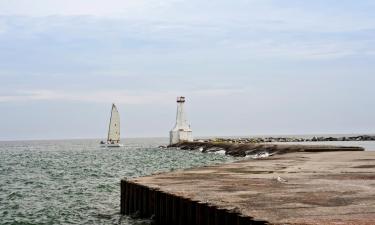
[130, 151, 375, 224]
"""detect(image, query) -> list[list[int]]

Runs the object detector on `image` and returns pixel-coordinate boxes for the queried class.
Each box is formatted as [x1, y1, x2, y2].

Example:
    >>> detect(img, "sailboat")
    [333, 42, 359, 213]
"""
[100, 103, 123, 147]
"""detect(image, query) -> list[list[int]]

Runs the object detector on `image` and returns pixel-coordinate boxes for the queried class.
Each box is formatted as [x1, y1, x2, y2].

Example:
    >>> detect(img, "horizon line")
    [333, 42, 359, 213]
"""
[1, 132, 374, 142]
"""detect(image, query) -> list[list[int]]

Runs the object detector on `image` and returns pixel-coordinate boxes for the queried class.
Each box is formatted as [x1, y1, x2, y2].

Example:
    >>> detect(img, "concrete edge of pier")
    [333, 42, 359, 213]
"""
[121, 179, 270, 225]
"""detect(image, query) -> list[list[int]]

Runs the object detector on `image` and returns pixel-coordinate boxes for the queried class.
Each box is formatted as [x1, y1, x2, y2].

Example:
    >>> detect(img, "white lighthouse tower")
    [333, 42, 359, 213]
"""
[170, 96, 193, 145]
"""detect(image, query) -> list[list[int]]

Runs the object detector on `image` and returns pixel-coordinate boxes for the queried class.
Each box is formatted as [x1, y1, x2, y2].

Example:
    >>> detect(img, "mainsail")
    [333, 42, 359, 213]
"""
[107, 104, 120, 142]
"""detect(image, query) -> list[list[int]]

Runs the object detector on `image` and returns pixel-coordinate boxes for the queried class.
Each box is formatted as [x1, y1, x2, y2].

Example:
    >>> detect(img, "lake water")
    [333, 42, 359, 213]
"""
[1, 138, 374, 225]
[0, 138, 233, 225]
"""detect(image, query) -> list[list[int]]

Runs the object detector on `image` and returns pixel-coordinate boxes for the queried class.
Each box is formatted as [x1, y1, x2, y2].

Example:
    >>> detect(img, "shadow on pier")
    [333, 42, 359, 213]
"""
[121, 180, 268, 225]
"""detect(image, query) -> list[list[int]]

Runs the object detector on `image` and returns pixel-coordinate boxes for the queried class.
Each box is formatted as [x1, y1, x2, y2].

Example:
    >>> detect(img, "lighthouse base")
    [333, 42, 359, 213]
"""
[170, 130, 193, 145]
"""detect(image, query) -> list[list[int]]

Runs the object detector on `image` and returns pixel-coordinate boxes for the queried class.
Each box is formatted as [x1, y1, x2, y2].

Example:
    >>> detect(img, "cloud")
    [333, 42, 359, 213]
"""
[1, 14, 373, 73]
[1, 0, 374, 33]
[0, 0, 172, 18]
[0, 88, 244, 104]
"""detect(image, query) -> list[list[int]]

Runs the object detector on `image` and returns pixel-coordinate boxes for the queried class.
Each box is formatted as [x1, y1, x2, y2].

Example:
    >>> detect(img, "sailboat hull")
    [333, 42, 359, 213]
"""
[100, 143, 124, 148]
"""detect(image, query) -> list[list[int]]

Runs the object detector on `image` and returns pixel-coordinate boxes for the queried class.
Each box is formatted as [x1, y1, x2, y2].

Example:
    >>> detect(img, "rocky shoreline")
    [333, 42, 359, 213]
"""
[195, 135, 375, 144]
[168, 141, 364, 157]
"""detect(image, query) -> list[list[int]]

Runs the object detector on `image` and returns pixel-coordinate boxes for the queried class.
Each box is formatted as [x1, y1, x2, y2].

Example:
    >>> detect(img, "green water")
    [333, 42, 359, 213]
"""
[0, 138, 233, 225]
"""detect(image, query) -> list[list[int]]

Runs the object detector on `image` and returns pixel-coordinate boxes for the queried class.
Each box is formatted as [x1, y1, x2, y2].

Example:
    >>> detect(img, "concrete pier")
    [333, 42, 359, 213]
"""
[121, 150, 375, 224]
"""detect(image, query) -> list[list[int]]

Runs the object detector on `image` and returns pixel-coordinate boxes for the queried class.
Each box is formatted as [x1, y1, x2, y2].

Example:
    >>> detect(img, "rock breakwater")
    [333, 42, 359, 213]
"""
[169, 141, 364, 157]
[195, 135, 375, 144]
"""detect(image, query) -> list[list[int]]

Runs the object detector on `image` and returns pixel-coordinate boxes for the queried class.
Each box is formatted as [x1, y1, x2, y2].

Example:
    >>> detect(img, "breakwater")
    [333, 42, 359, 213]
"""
[169, 141, 364, 157]
[197, 135, 375, 144]
[121, 150, 375, 224]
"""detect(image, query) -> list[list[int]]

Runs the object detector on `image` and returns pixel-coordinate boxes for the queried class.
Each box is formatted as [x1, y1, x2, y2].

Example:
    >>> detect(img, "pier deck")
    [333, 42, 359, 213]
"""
[121, 151, 375, 224]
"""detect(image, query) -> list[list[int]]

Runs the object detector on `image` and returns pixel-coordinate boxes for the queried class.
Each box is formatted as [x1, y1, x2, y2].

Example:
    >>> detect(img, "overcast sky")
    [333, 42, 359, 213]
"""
[0, 0, 374, 140]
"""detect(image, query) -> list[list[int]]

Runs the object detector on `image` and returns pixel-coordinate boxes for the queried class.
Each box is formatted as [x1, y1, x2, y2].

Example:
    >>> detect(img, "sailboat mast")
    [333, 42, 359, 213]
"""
[107, 104, 114, 142]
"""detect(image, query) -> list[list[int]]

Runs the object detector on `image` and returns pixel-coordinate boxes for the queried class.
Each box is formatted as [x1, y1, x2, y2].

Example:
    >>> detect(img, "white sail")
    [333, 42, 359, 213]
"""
[107, 104, 121, 142]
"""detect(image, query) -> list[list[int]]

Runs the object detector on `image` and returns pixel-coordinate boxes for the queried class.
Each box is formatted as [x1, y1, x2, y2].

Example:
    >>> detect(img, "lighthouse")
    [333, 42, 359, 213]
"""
[170, 96, 193, 145]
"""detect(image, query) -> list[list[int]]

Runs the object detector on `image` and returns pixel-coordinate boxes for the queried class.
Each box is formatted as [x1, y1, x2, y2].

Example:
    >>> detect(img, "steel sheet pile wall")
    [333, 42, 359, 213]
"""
[121, 180, 268, 225]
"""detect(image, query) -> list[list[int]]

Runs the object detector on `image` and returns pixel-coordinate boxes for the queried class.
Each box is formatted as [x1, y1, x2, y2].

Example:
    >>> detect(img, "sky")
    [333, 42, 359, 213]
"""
[0, 0, 374, 140]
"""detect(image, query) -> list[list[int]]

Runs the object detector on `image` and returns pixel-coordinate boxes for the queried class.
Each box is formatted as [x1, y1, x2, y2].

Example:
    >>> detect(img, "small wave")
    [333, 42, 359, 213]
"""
[246, 151, 270, 159]
[213, 150, 226, 155]
[7, 192, 23, 200]
[97, 184, 114, 192]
